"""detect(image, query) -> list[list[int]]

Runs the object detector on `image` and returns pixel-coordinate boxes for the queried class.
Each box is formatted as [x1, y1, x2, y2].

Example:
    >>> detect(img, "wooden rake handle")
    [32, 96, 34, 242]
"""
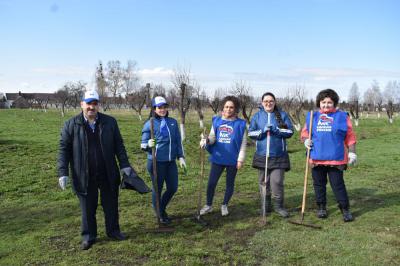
[301, 111, 314, 220]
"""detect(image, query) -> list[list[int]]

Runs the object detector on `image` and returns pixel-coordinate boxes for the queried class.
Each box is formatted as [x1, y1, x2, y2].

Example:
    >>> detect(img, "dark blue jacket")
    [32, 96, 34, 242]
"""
[141, 117, 184, 162]
[58, 112, 130, 195]
[248, 107, 293, 157]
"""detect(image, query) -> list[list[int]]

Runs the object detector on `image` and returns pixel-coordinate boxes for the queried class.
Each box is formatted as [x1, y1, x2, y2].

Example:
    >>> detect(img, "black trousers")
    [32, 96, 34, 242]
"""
[77, 175, 120, 241]
[311, 165, 350, 209]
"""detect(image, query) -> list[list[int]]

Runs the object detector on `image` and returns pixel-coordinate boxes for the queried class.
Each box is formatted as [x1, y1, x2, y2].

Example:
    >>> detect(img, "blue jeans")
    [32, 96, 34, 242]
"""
[147, 160, 178, 216]
[312, 165, 350, 208]
[206, 163, 238, 206]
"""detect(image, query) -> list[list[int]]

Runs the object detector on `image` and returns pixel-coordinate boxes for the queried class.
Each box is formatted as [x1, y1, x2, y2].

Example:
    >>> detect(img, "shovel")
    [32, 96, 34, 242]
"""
[260, 113, 271, 225]
[288, 110, 322, 229]
[148, 117, 175, 233]
[192, 128, 209, 226]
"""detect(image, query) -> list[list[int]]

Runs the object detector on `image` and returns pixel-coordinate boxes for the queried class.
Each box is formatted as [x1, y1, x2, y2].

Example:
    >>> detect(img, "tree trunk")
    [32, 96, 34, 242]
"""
[180, 123, 186, 141]
[294, 123, 301, 131]
[355, 119, 359, 127]
[199, 119, 204, 128]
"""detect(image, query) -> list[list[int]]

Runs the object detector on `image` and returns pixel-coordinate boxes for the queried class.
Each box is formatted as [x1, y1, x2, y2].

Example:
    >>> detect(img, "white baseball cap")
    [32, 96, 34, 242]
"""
[83, 90, 99, 103]
[152, 96, 168, 107]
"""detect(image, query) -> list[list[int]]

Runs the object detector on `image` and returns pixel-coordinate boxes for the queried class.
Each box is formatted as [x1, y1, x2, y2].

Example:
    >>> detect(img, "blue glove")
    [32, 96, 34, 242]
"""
[263, 124, 276, 133]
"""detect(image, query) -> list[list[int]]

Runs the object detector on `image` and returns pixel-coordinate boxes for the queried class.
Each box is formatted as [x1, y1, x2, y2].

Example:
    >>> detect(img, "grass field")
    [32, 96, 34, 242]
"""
[0, 108, 399, 265]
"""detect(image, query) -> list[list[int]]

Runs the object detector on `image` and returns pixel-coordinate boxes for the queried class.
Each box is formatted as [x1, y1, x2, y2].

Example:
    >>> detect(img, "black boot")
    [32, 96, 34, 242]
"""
[339, 206, 354, 222]
[316, 204, 328, 219]
[273, 199, 289, 218]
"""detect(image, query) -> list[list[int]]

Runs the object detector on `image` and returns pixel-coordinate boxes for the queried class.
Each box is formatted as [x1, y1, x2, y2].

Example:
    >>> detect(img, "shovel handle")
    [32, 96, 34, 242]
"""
[150, 118, 161, 222]
[301, 111, 314, 216]
[197, 128, 207, 215]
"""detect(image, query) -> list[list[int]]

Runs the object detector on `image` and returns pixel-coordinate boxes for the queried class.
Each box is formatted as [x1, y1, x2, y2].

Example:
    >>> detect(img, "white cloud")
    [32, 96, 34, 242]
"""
[138, 67, 174, 77]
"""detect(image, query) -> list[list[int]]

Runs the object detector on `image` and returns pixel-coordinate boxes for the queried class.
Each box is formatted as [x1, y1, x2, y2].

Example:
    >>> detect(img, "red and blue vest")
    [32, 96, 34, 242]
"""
[306, 110, 348, 161]
[208, 116, 246, 166]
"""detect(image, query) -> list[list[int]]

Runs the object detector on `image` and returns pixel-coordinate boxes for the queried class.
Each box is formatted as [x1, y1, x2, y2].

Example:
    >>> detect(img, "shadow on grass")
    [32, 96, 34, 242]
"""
[347, 188, 399, 218]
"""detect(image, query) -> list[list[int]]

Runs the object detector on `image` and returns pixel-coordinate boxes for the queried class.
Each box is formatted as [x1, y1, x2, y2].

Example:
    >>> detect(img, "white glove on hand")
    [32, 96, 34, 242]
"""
[59, 176, 68, 190]
[348, 152, 357, 165]
[121, 167, 131, 176]
[148, 139, 156, 148]
[199, 137, 207, 149]
[179, 157, 186, 169]
[304, 139, 313, 149]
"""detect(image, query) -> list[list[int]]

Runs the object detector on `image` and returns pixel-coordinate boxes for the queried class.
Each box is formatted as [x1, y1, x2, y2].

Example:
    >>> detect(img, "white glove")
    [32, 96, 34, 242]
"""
[304, 139, 313, 149]
[179, 157, 186, 169]
[148, 139, 156, 148]
[121, 167, 131, 176]
[59, 176, 68, 190]
[348, 152, 357, 165]
[199, 138, 207, 149]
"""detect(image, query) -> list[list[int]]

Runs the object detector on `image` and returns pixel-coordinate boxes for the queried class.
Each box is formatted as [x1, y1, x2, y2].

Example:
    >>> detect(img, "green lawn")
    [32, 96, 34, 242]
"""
[0, 109, 399, 265]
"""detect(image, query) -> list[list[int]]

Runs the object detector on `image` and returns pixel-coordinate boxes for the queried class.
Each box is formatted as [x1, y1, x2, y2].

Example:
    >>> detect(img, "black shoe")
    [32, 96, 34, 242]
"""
[159, 216, 172, 225]
[108, 232, 127, 241]
[160, 211, 171, 225]
[341, 209, 354, 222]
[81, 240, 95, 250]
[316, 204, 328, 219]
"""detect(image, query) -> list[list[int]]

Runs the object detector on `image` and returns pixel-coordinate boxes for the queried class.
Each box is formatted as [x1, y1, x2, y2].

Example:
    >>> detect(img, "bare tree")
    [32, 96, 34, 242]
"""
[55, 84, 71, 117]
[95, 61, 107, 97]
[152, 83, 167, 97]
[371, 80, 383, 118]
[121, 60, 140, 98]
[384, 80, 399, 124]
[166, 88, 179, 111]
[363, 88, 375, 117]
[348, 82, 360, 126]
[171, 65, 192, 140]
[209, 88, 225, 115]
[230, 80, 257, 125]
[191, 81, 208, 128]
[105, 60, 124, 108]
[126, 84, 149, 120]
[281, 86, 306, 131]
[69, 81, 87, 109]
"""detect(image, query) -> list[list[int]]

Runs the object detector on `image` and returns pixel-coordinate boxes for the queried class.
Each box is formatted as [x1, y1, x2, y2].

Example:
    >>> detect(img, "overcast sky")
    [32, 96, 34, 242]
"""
[0, 0, 399, 100]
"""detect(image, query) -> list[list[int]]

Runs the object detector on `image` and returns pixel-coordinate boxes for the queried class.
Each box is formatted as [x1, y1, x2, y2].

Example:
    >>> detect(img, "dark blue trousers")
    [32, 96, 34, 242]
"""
[77, 175, 120, 242]
[312, 165, 350, 208]
[147, 160, 178, 216]
[206, 163, 238, 206]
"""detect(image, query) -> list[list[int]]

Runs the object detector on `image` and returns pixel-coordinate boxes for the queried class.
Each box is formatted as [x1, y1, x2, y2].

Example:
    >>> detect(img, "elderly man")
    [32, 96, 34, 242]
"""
[58, 90, 134, 250]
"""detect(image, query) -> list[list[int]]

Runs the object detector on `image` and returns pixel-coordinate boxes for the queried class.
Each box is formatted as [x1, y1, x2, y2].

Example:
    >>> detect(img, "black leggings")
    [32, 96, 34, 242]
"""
[312, 165, 350, 208]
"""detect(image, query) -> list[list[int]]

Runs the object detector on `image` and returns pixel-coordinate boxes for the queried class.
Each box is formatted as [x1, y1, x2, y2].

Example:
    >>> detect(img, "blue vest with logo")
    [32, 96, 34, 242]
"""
[208, 116, 246, 166]
[306, 110, 348, 161]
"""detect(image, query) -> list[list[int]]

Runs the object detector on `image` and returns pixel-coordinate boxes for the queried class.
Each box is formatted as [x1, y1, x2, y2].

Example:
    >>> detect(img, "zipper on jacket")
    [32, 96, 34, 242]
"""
[166, 119, 172, 161]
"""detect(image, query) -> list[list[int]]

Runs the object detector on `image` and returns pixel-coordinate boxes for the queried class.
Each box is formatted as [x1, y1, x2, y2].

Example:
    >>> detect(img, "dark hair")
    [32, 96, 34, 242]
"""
[261, 92, 287, 129]
[220, 95, 241, 115]
[316, 89, 339, 108]
[148, 107, 169, 119]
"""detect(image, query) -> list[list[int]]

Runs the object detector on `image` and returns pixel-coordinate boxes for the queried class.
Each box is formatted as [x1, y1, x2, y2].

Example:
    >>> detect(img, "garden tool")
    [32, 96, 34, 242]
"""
[288, 111, 322, 229]
[260, 113, 271, 225]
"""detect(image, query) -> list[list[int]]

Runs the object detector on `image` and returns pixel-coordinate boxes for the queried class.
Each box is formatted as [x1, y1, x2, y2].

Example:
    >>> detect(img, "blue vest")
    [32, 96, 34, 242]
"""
[306, 110, 348, 161]
[208, 116, 246, 166]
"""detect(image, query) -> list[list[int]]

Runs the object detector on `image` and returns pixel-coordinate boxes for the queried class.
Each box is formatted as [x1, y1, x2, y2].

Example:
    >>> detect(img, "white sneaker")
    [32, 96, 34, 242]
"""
[199, 205, 213, 215]
[221, 205, 229, 216]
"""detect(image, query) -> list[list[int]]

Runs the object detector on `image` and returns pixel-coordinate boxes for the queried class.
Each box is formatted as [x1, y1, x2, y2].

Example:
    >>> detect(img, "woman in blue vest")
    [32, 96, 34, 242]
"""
[301, 89, 357, 222]
[141, 96, 186, 225]
[248, 92, 294, 218]
[199, 96, 247, 217]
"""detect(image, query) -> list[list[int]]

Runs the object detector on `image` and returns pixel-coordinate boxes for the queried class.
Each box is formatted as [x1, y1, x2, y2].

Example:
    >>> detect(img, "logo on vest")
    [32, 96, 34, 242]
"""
[218, 124, 233, 143]
[317, 114, 334, 132]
